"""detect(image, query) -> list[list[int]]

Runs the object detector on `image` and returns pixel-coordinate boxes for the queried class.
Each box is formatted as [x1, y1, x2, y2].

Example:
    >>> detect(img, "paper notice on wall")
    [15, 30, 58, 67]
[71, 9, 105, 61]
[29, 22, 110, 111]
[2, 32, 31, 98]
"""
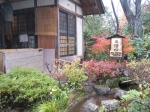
[19, 34, 28, 42]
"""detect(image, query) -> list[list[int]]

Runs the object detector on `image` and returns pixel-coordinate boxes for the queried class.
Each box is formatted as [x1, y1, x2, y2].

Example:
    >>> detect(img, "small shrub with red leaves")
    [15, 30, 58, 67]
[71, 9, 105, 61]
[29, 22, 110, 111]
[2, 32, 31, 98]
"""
[82, 60, 125, 81]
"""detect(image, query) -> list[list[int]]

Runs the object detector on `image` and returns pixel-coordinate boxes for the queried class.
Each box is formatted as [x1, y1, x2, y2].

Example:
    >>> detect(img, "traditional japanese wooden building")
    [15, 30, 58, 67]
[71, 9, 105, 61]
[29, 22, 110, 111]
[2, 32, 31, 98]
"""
[0, 0, 105, 73]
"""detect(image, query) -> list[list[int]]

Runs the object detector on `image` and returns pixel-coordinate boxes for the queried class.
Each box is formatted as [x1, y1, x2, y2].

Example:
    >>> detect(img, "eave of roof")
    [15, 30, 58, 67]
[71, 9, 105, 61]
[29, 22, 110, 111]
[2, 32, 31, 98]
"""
[80, 0, 105, 16]
[0, 0, 105, 16]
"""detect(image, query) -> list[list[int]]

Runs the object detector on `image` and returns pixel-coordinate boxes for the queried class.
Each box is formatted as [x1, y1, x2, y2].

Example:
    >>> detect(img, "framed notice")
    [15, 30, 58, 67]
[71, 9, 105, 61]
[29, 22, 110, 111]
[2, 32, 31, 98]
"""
[107, 34, 125, 58]
[19, 34, 28, 42]
[110, 38, 122, 57]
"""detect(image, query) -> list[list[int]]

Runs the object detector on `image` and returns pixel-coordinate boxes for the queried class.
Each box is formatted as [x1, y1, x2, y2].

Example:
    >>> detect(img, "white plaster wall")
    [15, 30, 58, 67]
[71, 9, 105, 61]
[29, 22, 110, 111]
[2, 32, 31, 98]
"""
[59, 0, 75, 12]
[43, 49, 55, 74]
[73, 0, 81, 4]
[60, 55, 77, 61]
[11, 0, 34, 10]
[37, 0, 55, 7]
[77, 17, 83, 57]
[76, 6, 83, 15]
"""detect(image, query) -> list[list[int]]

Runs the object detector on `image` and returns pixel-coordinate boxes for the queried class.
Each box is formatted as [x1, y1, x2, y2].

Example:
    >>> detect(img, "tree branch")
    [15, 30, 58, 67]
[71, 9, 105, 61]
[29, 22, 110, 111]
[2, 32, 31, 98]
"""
[120, 0, 135, 26]
[111, 0, 119, 34]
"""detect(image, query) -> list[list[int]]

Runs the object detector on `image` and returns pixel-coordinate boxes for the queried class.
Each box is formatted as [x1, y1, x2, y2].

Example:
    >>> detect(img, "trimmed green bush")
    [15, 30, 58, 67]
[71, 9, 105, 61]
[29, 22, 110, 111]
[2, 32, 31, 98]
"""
[63, 58, 88, 90]
[0, 67, 59, 109]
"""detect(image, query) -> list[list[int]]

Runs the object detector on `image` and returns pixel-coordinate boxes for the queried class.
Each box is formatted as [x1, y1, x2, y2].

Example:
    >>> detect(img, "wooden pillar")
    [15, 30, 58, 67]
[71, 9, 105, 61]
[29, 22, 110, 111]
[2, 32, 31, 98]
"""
[0, 14, 5, 49]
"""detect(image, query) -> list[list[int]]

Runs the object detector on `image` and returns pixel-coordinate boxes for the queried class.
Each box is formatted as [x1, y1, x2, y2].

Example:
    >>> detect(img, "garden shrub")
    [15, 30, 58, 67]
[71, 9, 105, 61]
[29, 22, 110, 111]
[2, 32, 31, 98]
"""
[118, 59, 150, 112]
[0, 67, 59, 110]
[91, 35, 110, 61]
[123, 35, 134, 56]
[126, 59, 150, 84]
[83, 60, 125, 81]
[63, 58, 88, 90]
[32, 89, 69, 112]
[119, 88, 150, 112]
[130, 37, 146, 59]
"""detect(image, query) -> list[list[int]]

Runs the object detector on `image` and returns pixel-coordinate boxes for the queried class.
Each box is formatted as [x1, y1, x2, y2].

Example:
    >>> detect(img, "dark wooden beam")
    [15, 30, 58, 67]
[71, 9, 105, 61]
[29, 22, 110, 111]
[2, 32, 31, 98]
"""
[55, 0, 57, 6]
[82, 4, 97, 10]
[79, 0, 87, 16]
[34, 0, 37, 9]
[95, 0, 101, 15]
[87, 0, 95, 15]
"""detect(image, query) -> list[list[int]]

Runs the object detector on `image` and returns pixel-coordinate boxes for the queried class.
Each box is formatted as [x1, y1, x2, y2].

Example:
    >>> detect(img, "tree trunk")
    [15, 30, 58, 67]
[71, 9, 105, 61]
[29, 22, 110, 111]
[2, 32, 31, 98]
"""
[111, 0, 119, 34]
[120, 0, 142, 38]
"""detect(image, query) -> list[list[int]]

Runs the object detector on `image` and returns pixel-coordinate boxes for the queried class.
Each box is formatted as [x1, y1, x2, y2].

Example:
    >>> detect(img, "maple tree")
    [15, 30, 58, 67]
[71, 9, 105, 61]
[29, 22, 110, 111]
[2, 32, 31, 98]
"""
[123, 35, 134, 55]
[90, 34, 134, 59]
[91, 35, 110, 54]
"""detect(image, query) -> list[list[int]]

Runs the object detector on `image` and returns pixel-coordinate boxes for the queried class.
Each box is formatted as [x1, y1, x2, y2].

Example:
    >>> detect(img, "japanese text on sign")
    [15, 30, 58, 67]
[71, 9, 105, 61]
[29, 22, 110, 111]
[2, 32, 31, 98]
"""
[110, 38, 122, 57]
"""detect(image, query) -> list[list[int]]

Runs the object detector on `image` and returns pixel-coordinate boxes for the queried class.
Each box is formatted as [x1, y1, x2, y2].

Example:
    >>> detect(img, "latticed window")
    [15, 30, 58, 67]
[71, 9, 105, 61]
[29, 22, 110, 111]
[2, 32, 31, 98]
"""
[12, 9, 37, 48]
[59, 11, 76, 56]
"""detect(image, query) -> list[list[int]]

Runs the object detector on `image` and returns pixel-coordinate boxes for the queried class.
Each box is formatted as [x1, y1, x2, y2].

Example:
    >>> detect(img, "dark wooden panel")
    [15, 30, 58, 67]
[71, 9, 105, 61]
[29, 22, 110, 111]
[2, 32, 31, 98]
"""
[38, 35, 55, 49]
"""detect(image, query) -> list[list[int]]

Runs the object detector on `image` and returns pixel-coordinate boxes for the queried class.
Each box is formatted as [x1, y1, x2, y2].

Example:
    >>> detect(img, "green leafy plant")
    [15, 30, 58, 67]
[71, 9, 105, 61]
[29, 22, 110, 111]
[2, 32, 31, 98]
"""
[0, 67, 59, 110]
[126, 59, 150, 84]
[118, 59, 150, 112]
[94, 52, 109, 61]
[130, 37, 146, 59]
[32, 90, 69, 112]
[127, 53, 136, 62]
[63, 58, 88, 90]
[120, 89, 150, 112]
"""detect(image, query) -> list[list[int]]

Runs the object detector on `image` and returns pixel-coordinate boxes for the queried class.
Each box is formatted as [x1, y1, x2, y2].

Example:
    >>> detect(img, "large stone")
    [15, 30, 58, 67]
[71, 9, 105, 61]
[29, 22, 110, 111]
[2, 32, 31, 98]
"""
[92, 85, 110, 95]
[114, 89, 127, 99]
[83, 82, 95, 93]
[101, 99, 119, 112]
[83, 85, 95, 93]
[86, 103, 99, 112]
[123, 70, 129, 76]
[109, 88, 120, 94]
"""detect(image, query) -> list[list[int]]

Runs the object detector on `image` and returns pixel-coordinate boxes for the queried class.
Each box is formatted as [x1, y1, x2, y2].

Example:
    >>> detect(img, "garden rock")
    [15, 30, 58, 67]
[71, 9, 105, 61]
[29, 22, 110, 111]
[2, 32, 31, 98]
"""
[85, 103, 99, 112]
[109, 88, 120, 94]
[83, 82, 95, 93]
[123, 70, 129, 76]
[83, 85, 95, 93]
[101, 99, 119, 112]
[114, 89, 127, 99]
[92, 85, 110, 95]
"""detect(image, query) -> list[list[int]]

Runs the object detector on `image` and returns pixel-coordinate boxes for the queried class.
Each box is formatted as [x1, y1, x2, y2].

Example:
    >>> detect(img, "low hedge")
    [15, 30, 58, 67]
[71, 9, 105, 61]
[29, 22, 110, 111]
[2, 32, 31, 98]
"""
[0, 67, 58, 110]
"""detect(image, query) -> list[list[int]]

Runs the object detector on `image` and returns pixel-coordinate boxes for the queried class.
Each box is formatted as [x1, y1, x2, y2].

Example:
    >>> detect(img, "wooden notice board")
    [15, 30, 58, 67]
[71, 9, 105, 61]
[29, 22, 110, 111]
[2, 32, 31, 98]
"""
[35, 7, 58, 36]
[110, 38, 122, 57]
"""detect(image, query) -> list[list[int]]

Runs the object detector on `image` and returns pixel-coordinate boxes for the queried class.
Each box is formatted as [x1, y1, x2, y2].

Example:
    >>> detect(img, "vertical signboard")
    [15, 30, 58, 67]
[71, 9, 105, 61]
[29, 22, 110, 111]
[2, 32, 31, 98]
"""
[107, 34, 124, 59]
[110, 38, 122, 57]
